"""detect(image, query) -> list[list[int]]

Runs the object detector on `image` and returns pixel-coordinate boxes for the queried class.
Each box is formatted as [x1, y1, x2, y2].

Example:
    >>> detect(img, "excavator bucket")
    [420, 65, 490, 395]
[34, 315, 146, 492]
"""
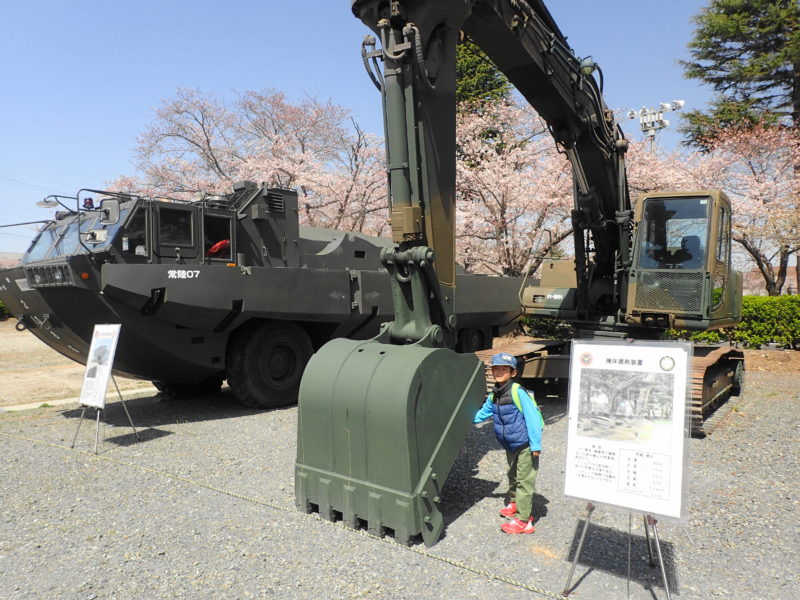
[295, 336, 485, 546]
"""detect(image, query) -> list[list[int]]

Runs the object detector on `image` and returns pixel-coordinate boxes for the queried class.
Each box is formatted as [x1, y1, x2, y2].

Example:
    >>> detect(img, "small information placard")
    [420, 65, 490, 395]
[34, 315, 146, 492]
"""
[563, 340, 691, 519]
[79, 324, 121, 409]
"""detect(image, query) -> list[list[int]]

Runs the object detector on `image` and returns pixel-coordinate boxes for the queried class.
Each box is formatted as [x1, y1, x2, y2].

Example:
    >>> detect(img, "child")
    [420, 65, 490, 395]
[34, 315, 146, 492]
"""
[474, 352, 543, 535]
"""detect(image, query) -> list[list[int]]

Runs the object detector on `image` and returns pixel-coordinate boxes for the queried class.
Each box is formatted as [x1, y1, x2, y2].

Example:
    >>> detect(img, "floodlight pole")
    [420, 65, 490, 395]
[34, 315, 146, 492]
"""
[627, 100, 685, 149]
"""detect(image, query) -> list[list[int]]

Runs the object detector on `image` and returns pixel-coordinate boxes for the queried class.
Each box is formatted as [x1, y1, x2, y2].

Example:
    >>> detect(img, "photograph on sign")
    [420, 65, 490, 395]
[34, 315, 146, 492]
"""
[79, 324, 122, 409]
[563, 340, 691, 519]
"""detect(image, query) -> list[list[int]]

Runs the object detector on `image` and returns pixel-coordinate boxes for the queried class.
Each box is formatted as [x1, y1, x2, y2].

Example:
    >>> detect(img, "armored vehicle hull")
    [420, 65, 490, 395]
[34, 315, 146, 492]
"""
[1, 183, 520, 407]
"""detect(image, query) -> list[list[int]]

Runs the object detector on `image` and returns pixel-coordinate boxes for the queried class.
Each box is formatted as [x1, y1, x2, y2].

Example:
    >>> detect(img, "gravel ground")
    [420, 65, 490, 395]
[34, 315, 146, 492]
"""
[0, 370, 797, 599]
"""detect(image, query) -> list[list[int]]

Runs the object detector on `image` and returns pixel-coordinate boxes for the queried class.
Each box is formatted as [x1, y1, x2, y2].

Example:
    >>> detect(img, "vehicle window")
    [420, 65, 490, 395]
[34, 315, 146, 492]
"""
[120, 207, 147, 256]
[51, 217, 96, 258]
[52, 222, 80, 257]
[204, 214, 232, 260]
[716, 206, 730, 264]
[159, 207, 193, 247]
[637, 197, 709, 270]
[23, 227, 59, 263]
[712, 206, 730, 310]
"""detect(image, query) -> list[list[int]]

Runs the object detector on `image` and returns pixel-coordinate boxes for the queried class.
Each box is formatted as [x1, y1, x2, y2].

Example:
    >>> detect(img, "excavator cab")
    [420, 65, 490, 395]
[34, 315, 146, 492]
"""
[627, 190, 742, 331]
[522, 191, 742, 333]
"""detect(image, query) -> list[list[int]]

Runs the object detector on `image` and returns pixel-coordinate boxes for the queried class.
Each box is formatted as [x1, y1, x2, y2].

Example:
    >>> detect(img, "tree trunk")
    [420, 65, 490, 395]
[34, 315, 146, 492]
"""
[734, 237, 789, 296]
[795, 259, 800, 296]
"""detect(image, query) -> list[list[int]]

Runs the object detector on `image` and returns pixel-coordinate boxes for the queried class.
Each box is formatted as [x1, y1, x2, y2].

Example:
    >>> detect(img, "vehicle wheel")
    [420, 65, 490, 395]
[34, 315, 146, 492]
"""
[226, 321, 313, 409]
[456, 327, 487, 353]
[730, 360, 744, 396]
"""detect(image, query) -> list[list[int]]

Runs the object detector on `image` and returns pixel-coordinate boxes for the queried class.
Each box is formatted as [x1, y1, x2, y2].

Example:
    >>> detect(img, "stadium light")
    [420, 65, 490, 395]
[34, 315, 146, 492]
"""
[627, 100, 685, 147]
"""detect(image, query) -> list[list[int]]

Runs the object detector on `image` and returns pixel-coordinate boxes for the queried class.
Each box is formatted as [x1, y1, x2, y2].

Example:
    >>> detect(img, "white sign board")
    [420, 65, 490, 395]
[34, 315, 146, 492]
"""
[79, 324, 122, 409]
[563, 340, 691, 519]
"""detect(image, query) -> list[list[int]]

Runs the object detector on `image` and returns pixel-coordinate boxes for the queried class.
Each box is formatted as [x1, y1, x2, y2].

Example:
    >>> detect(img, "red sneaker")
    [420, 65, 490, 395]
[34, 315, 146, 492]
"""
[501, 518, 535, 535]
[499, 502, 517, 518]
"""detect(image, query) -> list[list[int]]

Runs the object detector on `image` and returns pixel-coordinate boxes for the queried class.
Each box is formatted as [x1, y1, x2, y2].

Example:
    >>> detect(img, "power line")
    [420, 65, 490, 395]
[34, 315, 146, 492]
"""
[0, 231, 37, 239]
[0, 175, 67, 195]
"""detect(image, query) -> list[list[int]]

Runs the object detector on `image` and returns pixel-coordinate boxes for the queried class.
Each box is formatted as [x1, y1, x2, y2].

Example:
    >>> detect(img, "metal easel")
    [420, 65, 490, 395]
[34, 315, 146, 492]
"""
[562, 503, 671, 599]
[70, 376, 139, 454]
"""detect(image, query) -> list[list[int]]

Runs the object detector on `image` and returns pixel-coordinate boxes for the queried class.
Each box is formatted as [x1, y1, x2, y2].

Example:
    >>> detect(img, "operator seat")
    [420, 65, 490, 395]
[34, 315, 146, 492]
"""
[675, 235, 703, 268]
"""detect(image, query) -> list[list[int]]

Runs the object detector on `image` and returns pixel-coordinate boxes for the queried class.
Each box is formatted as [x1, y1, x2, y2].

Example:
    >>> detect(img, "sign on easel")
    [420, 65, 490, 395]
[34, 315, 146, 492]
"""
[79, 324, 122, 409]
[72, 324, 139, 454]
[561, 340, 691, 598]
[564, 339, 692, 518]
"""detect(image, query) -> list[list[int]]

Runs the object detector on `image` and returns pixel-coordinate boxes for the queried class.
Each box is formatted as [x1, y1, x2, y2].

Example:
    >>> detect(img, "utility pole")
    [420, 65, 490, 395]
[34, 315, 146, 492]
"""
[627, 100, 685, 148]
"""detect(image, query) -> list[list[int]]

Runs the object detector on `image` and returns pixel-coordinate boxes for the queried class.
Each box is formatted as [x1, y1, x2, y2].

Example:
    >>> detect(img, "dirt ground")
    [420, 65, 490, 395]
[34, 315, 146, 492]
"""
[0, 319, 796, 409]
[744, 346, 800, 373]
[0, 319, 152, 408]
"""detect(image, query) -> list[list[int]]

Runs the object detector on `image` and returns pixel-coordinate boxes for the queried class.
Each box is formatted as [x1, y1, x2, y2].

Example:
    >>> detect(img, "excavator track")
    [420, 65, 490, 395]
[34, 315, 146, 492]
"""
[476, 338, 570, 396]
[688, 344, 745, 436]
[477, 339, 744, 436]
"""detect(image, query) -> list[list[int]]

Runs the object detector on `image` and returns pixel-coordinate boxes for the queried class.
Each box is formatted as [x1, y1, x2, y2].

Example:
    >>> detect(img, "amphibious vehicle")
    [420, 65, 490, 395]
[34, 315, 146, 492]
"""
[0, 181, 521, 408]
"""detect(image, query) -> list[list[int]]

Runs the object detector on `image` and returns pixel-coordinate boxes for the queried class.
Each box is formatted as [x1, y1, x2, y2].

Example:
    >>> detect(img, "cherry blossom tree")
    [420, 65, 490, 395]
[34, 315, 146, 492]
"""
[131, 88, 242, 195]
[625, 140, 712, 197]
[455, 101, 573, 276]
[115, 89, 799, 295]
[703, 125, 800, 295]
[115, 89, 580, 269]
[296, 123, 388, 235]
[111, 88, 387, 235]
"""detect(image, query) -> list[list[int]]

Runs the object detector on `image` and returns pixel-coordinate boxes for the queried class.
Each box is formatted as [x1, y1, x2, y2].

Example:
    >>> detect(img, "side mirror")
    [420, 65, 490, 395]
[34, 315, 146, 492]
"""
[84, 230, 109, 244]
[100, 199, 120, 225]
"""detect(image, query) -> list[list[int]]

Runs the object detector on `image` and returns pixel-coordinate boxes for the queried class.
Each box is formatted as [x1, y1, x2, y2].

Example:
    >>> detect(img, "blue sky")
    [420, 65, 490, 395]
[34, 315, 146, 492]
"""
[0, 0, 712, 253]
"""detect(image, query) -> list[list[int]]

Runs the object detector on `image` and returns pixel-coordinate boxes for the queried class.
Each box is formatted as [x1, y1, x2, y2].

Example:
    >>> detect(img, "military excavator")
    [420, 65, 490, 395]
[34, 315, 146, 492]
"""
[295, 0, 743, 546]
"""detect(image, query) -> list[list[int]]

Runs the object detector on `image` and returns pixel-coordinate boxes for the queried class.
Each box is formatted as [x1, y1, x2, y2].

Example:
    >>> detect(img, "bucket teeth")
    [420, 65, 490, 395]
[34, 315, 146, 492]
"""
[367, 524, 386, 538]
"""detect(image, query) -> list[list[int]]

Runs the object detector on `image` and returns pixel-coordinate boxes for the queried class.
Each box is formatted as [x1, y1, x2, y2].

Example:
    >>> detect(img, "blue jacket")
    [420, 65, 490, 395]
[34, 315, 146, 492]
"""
[474, 381, 542, 452]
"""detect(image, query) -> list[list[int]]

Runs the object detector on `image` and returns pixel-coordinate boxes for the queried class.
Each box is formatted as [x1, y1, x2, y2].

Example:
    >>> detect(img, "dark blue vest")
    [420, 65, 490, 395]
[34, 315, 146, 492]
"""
[490, 381, 529, 452]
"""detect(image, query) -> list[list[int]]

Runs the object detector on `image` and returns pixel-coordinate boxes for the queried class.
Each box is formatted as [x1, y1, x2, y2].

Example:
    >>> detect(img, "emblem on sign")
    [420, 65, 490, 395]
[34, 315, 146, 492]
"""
[659, 356, 675, 372]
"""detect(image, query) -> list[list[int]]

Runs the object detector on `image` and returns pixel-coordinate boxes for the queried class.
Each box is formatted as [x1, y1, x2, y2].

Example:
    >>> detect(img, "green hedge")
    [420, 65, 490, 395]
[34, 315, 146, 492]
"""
[0, 300, 8, 319]
[523, 296, 800, 349]
[675, 295, 800, 349]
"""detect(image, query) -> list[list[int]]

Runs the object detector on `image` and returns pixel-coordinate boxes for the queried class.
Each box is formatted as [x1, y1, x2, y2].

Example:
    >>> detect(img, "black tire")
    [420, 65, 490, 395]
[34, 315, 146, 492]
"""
[153, 377, 223, 399]
[456, 327, 487, 353]
[226, 321, 313, 409]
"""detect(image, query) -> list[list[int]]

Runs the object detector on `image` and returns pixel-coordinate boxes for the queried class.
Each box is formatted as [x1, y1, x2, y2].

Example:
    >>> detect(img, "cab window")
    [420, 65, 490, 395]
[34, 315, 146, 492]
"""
[120, 207, 148, 257]
[716, 206, 730, 264]
[713, 206, 730, 309]
[159, 207, 193, 247]
[637, 197, 709, 270]
[204, 214, 233, 260]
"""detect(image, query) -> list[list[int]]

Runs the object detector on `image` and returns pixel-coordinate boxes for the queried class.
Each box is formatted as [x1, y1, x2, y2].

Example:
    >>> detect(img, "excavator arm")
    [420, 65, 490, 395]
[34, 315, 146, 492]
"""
[468, 2, 634, 320]
[465, 0, 632, 306]
[352, 0, 633, 324]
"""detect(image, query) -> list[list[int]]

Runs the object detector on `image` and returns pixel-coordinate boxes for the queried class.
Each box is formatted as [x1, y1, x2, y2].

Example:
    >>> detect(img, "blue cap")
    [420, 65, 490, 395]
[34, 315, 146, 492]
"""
[490, 352, 517, 369]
